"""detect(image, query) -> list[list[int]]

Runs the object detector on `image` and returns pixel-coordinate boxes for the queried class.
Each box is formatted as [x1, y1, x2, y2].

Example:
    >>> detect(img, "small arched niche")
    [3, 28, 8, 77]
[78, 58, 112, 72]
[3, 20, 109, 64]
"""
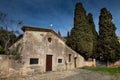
[48, 37, 52, 43]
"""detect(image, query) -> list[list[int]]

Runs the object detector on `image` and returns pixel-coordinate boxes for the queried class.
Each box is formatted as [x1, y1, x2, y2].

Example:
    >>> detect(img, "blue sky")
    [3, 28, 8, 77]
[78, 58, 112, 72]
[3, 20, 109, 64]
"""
[0, 0, 120, 36]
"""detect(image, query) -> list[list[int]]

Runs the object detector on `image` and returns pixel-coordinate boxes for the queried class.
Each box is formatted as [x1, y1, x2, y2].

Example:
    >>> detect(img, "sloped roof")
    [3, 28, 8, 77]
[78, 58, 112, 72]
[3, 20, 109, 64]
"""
[22, 26, 66, 42]
[22, 26, 53, 32]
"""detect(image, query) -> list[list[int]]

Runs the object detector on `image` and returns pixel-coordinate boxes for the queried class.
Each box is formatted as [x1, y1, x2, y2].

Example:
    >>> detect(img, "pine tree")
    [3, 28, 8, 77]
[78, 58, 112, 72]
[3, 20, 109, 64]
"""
[98, 8, 120, 62]
[87, 13, 98, 58]
[67, 2, 95, 60]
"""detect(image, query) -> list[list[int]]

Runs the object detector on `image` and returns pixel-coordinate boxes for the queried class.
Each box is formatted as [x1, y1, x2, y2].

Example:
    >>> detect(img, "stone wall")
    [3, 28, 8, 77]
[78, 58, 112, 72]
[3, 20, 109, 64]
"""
[0, 55, 36, 77]
[0, 55, 10, 76]
[0, 55, 19, 77]
[108, 60, 120, 67]
[84, 59, 96, 67]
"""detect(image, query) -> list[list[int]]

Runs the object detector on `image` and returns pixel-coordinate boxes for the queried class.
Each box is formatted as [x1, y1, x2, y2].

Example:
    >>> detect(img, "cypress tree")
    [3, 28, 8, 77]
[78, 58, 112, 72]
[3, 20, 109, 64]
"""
[98, 8, 120, 62]
[87, 13, 98, 58]
[67, 2, 94, 60]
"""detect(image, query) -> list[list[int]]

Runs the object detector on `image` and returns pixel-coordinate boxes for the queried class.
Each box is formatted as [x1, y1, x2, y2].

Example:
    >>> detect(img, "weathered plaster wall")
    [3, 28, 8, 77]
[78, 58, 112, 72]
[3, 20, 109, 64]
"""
[20, 31, 85, 72]
[84, 59, 96, 67]
[0, 55, 10, 75]
[108, 60, 120, 67]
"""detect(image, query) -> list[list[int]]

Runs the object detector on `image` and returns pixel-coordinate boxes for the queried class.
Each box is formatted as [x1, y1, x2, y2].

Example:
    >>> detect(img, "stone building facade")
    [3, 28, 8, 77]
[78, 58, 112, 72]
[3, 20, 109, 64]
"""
[10, 26, 87, 74]
[0, 26, 96, 77]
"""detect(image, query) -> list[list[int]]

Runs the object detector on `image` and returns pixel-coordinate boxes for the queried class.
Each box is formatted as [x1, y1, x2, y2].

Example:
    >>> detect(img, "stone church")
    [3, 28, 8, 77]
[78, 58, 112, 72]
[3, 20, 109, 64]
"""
[10, 26, 87, 73]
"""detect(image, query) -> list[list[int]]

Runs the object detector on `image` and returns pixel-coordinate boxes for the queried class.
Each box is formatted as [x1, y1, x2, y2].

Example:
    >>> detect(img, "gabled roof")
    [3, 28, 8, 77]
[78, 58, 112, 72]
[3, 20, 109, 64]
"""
[22, 26, 66, 42]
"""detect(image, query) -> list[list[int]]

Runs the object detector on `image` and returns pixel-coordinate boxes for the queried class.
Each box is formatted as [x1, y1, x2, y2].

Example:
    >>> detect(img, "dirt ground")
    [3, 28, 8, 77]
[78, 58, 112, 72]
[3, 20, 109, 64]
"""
[1, 69, 120, 80]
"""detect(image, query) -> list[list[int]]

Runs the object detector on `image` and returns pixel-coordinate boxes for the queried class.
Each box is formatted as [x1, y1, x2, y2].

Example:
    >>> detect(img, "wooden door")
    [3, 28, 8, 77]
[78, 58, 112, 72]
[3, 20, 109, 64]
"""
[46, 55, 52, 71]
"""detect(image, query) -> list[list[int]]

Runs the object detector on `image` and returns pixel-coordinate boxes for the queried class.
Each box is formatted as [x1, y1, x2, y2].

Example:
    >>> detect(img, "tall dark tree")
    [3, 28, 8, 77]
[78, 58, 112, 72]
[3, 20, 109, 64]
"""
[98, 8, 120, 62]
[87, 13, 98, 58]
[67, 3, 94, 60]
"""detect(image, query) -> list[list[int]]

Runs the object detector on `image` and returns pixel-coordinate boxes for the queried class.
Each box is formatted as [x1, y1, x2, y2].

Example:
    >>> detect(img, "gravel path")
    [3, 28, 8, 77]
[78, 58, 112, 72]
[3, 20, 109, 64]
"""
[1, 69, 120, 80]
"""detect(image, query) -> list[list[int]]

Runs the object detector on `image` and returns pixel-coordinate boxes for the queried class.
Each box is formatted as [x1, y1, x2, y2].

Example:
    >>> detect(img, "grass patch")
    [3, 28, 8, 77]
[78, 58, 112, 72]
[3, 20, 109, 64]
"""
[82, 67, 120, 75]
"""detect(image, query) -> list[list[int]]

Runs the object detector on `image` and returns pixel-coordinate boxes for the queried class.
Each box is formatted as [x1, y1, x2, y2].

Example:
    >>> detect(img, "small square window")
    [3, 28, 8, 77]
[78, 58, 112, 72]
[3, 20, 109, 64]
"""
[58, 59, 62, 63]
[30, 58, 39, 64]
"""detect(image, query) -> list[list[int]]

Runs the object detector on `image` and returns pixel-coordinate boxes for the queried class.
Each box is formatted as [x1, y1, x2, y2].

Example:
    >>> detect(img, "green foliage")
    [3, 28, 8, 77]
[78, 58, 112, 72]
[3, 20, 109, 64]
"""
[87, 13, 98, 58]
[66, 3, 120, 62]
[0, 29, 16, 53]
[0, 12, 22, 54]
[98, 8, 120, 62]
[66, 2, 97, 60]
[0, 45, 4, 54]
